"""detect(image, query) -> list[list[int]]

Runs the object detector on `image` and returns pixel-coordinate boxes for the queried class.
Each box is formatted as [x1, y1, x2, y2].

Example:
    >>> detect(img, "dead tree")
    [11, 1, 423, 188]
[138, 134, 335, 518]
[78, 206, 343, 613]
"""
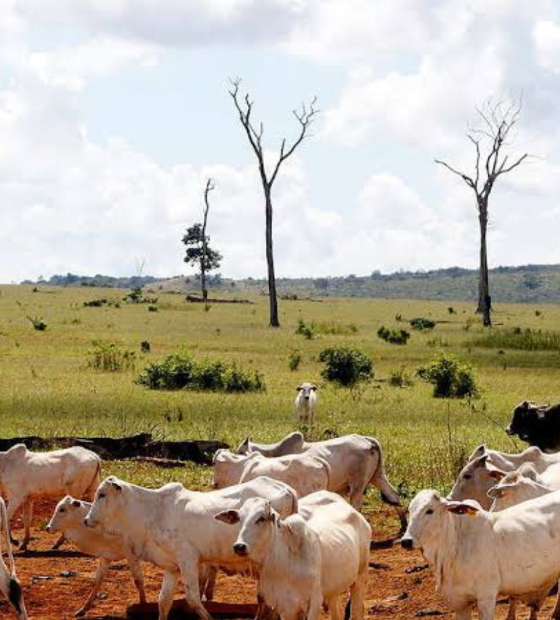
[435, 100, 528, 327]
[201, 178, 215, 302]
[229, 78, 318, 328]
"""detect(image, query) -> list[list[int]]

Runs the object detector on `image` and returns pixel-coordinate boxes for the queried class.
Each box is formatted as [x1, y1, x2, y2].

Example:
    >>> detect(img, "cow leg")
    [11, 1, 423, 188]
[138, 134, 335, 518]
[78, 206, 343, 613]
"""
[179, 560, 211, 620]
[75, 558, 110, 617]
[455, 609, 472, 620]
[552, 584, 560, 619]
[158, 570, 179, 620]
[504, 597, 516, 620]
[349, 568, 367, 620]
[19, 499, 34, 551]
[348, 482, 366, 510]
[476, 598, 496, 620]
[5, 494, 25, 546]
[325, 595, 342, 620]
[200, 565, 217, 601]
[128, 557, 146, 604]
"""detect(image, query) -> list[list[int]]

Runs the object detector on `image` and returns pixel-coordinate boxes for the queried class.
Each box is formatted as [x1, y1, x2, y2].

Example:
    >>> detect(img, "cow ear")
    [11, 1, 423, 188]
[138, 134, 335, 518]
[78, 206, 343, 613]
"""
[71, 499, 82, 508]
[111, 481, 123, 492]
[487, 486, 506, 499]
[215, 510, 240, 525]
[475, 454, 489, 467]
[445, 500, 480, 516]
[518, 463, 539, 481]
[487, 466, 506, 481]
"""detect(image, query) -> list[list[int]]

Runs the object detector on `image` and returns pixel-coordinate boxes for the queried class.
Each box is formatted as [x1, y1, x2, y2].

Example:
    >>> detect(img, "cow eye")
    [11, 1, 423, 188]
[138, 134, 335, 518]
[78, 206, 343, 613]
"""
[463, 474, 472, 480]
[425, 509, 434, 515]
[98, 492, 106, 499]
[256, 516, 266, 524]
[59, 508, 65, 513]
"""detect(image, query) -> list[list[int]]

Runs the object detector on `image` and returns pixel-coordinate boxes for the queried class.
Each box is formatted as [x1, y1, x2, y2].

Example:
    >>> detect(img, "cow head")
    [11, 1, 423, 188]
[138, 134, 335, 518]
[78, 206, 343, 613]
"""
[401, 490, 482, 552]
[84, 476, 123, 529]
[215, 497, 277, 563]
[297, 383, 318, 401]
[506, 400, 546, 440]
[47, 496, 87, 533]
[487, 463, 547, 511]
[447, 454, 506, 510]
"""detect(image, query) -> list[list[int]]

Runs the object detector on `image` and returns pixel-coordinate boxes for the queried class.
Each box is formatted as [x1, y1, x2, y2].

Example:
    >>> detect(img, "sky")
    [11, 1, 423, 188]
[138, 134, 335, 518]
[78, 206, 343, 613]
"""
[1, 0, 560, 283]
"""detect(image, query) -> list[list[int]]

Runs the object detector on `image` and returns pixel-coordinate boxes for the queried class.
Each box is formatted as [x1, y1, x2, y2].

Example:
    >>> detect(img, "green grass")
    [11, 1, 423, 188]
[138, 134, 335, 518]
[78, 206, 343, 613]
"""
[1, 285, 560, 528]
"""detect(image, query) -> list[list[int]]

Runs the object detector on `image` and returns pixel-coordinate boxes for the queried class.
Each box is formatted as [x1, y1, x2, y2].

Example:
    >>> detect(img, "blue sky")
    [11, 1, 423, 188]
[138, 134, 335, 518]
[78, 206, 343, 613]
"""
[1, 0, 560, 282]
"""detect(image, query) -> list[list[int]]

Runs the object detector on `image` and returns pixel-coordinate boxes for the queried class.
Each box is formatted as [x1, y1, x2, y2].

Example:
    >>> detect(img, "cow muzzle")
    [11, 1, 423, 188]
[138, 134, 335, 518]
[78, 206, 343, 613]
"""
[505, 426, 514, 435]
[400, 537, 414, 550]
[233, 542, 248, 557]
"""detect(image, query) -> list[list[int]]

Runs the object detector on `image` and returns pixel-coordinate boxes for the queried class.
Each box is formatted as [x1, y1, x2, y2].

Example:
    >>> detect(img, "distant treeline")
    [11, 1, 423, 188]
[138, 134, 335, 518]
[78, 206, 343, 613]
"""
[21, 264, 560, 304]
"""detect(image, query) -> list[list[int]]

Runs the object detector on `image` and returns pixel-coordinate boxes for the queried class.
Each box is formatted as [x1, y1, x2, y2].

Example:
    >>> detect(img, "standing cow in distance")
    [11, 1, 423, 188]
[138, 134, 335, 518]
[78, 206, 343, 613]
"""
[506, 400, 560, 452]
[295, 383, 318, 424]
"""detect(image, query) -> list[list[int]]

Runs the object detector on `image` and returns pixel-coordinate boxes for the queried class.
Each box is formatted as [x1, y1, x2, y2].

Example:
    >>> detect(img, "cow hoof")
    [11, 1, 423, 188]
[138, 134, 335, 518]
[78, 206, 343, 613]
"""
[75, 609, 86, 617]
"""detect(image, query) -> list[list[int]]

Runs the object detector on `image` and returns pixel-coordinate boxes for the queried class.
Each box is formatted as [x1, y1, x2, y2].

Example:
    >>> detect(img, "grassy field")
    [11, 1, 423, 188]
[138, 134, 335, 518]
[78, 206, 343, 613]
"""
[1, 284, 559, 526]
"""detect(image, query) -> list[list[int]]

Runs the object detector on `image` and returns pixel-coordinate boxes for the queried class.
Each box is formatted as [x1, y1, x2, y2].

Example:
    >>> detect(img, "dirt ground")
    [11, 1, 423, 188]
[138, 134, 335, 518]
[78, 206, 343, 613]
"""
[4, 502, 557, 619]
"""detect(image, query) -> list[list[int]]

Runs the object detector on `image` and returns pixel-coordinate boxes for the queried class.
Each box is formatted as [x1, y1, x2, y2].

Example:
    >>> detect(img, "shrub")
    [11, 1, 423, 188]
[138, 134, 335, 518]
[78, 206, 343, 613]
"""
[83, 298, 107, 307]
[388, 367, 414, 388]
[27, 316, 47, 331]
[140, 341, 151, 353]
[410, 317, 436, 330]
[148, 305, 159, 312]
[417, 354, 477, 399]
[136, 349, 265, 392]
[288, 349, 302, 372]
[296, 318, 316, 340]
[315, 322, 358, 336]
[447, 307, 456, 315]
[88, 342, 136, 372]
[426, 336, 450, 348]
[319, 346, 373, 387]
[466, 328, 560, 352]
[377, 326, 410, 345]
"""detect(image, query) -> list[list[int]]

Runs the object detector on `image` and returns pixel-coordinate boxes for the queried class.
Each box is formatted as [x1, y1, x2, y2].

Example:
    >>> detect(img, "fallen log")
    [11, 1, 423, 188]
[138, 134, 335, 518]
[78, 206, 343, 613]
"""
[127, 600, 257, 619]
[0, 434, 228, 465]
[186, 295, 254, 304]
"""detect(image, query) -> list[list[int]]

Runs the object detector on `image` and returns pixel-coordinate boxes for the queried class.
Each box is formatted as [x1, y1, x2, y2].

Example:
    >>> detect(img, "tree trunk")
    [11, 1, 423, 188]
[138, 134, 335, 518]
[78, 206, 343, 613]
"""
[265, 188, 280, 327]
[201, 267, 207, 302]
[478, 206, 492, 327]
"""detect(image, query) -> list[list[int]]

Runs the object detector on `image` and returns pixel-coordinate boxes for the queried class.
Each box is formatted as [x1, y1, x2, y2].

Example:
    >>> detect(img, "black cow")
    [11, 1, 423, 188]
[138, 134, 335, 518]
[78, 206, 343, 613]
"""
[506, 400, 560, 452]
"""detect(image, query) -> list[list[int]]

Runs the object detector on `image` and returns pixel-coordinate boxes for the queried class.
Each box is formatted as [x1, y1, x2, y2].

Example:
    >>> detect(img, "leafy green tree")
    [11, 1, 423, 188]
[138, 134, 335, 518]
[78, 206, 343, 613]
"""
[182, 179, 222, 301]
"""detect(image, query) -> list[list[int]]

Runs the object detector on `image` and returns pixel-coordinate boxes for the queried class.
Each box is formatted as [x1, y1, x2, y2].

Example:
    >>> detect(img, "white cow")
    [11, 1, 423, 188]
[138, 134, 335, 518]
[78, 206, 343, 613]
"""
[487, 466, 558, 620]
[468, 444, 560, 473]
[240, 433, 404, 517]
[236, 432, 305, 458]
[0, 444, 101, 550]
[215, 491, 371, 620]
[295, 383, 318, 424]
[402, 489, 560, 620]
[47, 496, 146, 617]
[0, 498, 27, 619]
[84, 475, 298, 620]
[213, 450, 331, 497]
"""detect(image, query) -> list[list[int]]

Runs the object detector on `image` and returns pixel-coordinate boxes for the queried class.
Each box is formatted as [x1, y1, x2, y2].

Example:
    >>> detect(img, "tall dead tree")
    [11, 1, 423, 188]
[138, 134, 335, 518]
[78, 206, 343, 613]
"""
[201, 178, 215, 302]
[229, 78, 318, 328]
[435, 100, 528, 327]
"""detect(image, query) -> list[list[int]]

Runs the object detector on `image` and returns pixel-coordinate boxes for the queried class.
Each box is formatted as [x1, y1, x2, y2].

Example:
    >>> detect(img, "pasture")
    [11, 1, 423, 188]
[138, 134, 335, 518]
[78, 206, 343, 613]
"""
[1, 284, 559, 514]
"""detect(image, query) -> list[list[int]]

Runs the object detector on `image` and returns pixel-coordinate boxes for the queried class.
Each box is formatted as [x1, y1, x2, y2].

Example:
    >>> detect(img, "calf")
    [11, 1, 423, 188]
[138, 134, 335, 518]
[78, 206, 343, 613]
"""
[467, 444, 560, 473]
[47, 496, 146, 617]
[84, 475, 298, 620]
[402, 489, 560, 620]
[0, 444, 101, 550]
[0, 497, 27, 619]
[506, 400, 560, 452]
[216, 491, 371, 620]
[295, 383, 318, 424]
[214, 450, 330, 497]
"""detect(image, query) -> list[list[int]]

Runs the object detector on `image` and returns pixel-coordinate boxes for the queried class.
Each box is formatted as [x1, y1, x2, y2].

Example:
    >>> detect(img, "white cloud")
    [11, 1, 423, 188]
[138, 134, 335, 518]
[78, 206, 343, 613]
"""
[534, 20, 560, 72]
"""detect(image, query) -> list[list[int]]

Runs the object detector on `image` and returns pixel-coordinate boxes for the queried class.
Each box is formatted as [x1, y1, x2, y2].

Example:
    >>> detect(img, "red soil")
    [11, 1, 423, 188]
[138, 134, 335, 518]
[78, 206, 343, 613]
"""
[4, 501, 557, 619]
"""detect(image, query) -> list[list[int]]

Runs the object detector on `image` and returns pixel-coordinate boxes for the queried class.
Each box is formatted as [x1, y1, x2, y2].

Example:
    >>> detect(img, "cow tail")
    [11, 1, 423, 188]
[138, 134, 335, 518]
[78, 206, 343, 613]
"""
[0, 498, 16, 577]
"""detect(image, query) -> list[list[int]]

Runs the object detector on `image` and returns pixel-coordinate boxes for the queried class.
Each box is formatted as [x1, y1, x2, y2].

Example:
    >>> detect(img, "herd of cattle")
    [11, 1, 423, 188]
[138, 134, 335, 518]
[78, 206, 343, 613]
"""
[0, 398, 557, 619]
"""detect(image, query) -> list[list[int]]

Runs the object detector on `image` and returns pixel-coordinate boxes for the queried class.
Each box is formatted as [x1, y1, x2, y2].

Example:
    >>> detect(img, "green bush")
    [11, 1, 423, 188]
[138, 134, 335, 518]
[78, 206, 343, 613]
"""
[410, 317, 436, 330]
[288, 349, 302, 372]
[417, 354, 477, 398]
[136, 349, 265, 392]
[319, 346, 373, 387]
[88, 342, 136, 372]
[315, 322, 358, 336]
[466, 328, 560, 351]
[377, 326, 410, 345]
[296, 318, 316, 340]
[388, 367, 414, 388]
